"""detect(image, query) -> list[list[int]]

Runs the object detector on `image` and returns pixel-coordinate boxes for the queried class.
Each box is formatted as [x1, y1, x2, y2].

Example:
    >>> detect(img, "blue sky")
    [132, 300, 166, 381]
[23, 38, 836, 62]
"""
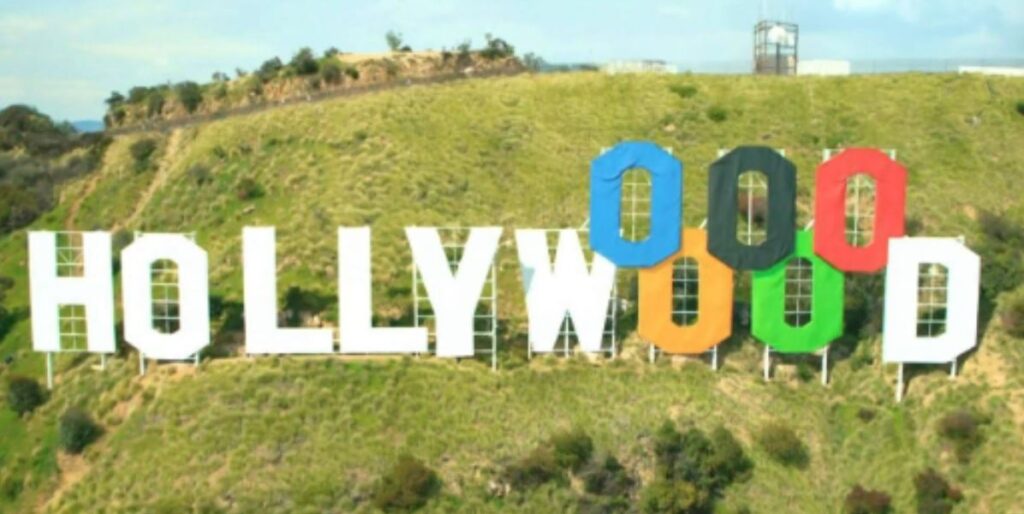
[1, 0, 1021, 121]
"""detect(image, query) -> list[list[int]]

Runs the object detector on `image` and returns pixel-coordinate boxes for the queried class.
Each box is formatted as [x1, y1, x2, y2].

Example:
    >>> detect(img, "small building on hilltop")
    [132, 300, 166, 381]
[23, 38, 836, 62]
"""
[602, 60, 678, 75]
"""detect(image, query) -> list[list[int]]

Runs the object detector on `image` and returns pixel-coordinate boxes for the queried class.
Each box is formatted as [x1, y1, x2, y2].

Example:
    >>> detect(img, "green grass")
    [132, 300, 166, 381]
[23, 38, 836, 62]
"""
[1, 71, 1024, 512]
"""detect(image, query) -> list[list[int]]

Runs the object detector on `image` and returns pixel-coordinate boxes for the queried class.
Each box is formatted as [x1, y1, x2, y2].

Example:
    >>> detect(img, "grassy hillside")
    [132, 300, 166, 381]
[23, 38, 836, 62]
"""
[2, 72, 1024, 513]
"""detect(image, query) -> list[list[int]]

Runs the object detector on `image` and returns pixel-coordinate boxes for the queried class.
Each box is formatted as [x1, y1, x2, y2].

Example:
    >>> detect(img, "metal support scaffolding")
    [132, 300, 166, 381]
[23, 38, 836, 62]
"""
[134, 232, 201, 375]
[45, 231, 111, 389]
[412, 227, 499, 370]
[534, 228, 619, 359]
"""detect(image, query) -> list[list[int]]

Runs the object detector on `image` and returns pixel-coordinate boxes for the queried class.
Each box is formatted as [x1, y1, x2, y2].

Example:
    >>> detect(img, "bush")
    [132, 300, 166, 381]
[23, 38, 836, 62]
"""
[707, 105, 728, 122]
[146, 91, 165, 117]
[639, 479, 708, 514]
[371, 454, 440, 511]
[323, 46, 339, 58]
[580, 455, 634, 497]
[344, 66, 360, 80]
[386, 30, 403, 52]
[1001, 285, 1024, 337]
[480, 33, 515, 60]
[503, 446, 562, 490]
[127, 86, 150, 104]
[757, 422, 808, 468]
[914, 468, 962, 514]
[522, 52, 545, 71]
[549, 428, 594, 472]
[796, 360, 815, 382]
[175, 81, 203, 113]
[937, 409, 984, 462]
[257, 57, 284, 82]
[1017, 100, 1024, 116]
[59, 407, 101, 454]
[236, 177, 264, 200]
[129, 138, 158, 171]
[320, 59, 343, 85]
[976, 210, 1024, 302]
[187, 164, 212, 186]
[6, 375, 45, 415]
[290, 47, 319, 75]
[105, 91, 125, 107]
[706, 426, 753, 488]
[844, 485, 892, 514]
[653, 421, 751, 491]
[502, 428, 593, 491]
[669, 84, 698, 99]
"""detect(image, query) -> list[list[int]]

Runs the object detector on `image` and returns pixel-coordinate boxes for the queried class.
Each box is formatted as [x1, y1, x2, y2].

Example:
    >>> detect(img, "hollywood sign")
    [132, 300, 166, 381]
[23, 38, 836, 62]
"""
[28, 143, 981, 388]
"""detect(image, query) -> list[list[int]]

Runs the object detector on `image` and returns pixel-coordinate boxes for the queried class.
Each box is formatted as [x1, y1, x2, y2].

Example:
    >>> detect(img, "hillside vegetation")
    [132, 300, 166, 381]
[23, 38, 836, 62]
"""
[103, 36, 524, 130]
[1, 72, 1024, 513]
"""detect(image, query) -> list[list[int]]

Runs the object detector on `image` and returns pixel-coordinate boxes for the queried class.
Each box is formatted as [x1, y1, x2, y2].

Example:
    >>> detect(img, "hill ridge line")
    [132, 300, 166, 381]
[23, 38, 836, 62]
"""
[105, 68, 526, 136]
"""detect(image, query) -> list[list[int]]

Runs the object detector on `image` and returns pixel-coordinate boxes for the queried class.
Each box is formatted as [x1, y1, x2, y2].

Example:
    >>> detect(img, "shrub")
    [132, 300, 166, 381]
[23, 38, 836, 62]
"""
[371, 454, 440, 511]
[386, 30, 403, 52]
[257, 57, 284, 82]
[481, 33, 515, 60]
[757, 422, 809, 468]
[104, 91, 125, 107]
[323, 46, 340, 58]
[175, 81, 203, 113]
[796, 361, 815, 382]
[129, 138, 158, 171]
[580, 455, 634, 497]
[937, 409, 984, 462]
[188, 164, 212, 186]
[344, 66, 360, 80]
[976, 210, 1024, 302]
[522, 52, 545, 71]
[6, 375, 45, 415]
[669, 84, 698, 99]
[1017, 100, 1024, 116]
[127, 86, 151, 104]
[707, 105, 728, 122]
[706, 426, 753, 488]
[1001, 285, 1024, 337]
[290, 47, 319, 75]
[844, 485, 892, 514]
[146, 91, 165, 117]
[639, 479, 708, 514]
[211, 82, 228, 100]
[236, 177, 264, 200]
[320, 59, 343, 85]
[549, 428, 594, 472]
[59, 407, 101, 454]
[914, 468, 962, 514]
[503, 446, 561, 490]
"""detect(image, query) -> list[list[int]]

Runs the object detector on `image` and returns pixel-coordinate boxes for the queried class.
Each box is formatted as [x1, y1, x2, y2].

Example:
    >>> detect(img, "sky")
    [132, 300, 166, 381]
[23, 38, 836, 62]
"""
[1, 0, 1022, 121]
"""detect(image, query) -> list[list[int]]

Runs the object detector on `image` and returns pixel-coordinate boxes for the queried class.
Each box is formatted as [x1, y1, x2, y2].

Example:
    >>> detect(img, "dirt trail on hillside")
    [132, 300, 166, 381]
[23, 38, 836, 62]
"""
[116, 128, 184, 231]
[63, 174, 103, 230]
[63, 141, 125, 229]
[39, 363, 197, 512]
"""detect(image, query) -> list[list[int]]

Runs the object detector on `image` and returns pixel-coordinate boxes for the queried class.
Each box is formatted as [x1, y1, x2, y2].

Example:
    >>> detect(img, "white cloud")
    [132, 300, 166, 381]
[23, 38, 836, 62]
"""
[0, 13, 46, 41]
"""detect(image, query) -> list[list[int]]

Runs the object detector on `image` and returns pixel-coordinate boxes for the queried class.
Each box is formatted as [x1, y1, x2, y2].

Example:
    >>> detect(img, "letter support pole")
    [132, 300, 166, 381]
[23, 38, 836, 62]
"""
[821, 346, 829, 386]
[763, 346, 771, 381]
[46, 352, 54, 390]
[896, 363, 904, 402]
